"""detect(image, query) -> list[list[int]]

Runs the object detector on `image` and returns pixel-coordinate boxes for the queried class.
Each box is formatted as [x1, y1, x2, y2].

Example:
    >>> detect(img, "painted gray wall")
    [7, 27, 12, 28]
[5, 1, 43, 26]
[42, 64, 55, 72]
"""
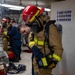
[51, 0, 75, 75]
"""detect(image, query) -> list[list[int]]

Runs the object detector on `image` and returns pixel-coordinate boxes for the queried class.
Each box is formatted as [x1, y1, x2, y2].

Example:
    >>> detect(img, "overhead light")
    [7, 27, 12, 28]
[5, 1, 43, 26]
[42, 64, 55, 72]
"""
[44, 8, 51, 11]
[0, 3, 24, 9]
[0, 3, 51, 11]
[9, 7, 23, 10]
[38, 7, 51, 11]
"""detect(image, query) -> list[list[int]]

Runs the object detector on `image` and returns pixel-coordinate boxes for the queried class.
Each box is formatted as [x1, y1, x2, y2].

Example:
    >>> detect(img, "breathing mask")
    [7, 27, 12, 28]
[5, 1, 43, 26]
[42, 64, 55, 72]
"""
[26, 11, 49, 33]
[26, 14, 44, 33]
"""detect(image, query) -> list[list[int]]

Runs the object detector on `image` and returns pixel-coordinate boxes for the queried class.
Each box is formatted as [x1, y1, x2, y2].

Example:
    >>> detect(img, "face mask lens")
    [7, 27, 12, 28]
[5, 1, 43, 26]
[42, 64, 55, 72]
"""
[31, 22, 38, 33]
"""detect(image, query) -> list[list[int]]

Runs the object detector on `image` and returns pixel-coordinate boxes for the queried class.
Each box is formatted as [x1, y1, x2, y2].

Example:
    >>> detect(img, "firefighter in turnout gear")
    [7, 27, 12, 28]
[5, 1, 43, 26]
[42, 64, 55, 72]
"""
[18, 5, 63, 75]
[2, 18, 8, 52]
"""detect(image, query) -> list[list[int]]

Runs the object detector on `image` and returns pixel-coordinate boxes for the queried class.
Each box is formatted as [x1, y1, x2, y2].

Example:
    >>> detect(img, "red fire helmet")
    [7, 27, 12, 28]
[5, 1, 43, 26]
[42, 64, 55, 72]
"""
[22, 5, 44, 23]
[2, 18, 7, 22]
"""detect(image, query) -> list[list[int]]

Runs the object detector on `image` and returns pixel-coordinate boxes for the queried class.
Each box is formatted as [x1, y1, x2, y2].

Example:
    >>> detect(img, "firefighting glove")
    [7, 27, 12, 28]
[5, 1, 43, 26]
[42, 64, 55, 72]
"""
[36, 56, 48, 68]
[48, 58, 58, 69]
[36, 53, 61, 69]
[36, 58, 58, 69]
[47, 53, 61, 69]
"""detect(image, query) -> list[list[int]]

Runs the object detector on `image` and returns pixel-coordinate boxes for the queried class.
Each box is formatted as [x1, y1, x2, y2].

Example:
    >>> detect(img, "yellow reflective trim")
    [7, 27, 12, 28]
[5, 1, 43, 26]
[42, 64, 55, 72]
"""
[53, 54, 61, 61]
[3, 31, 7, 35]
[3, 38, 7, 40]
[29, 41, 35, 47]
[34, 38, 44, 45]
[49, 55, 52, 58]
[41, 57, 48, 66]
[29, 10, 40, 22]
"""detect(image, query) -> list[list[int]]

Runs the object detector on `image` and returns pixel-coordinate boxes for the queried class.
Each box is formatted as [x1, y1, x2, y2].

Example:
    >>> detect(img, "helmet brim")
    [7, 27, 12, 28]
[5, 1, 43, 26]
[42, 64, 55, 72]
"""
[39, 8, 44, 15]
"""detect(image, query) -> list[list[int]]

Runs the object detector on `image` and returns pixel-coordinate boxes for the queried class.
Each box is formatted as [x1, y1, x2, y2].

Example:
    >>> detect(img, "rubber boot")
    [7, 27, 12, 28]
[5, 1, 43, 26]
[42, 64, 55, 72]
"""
[12, 56, 19, 62]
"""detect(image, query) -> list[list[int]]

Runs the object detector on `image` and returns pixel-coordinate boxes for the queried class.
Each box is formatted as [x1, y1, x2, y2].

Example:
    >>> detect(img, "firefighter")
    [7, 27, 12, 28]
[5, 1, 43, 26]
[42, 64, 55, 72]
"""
[18, 5, 63, 75]
[2, 17, 11, 52]
[2, 18, 8, 52]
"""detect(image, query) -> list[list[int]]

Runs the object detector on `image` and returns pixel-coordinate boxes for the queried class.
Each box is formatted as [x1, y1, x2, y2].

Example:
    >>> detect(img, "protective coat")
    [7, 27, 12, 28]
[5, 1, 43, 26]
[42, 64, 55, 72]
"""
[30, 17, 63, 75]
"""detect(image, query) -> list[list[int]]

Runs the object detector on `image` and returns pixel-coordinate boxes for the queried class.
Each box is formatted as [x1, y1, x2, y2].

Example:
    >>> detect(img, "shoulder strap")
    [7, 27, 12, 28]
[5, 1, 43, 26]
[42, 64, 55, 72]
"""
[44, 20, 56, 54]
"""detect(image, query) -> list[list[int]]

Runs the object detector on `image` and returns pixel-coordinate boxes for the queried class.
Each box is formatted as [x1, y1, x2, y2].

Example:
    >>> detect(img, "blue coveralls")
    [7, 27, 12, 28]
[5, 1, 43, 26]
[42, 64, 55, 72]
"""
[7, 25, 21, 58]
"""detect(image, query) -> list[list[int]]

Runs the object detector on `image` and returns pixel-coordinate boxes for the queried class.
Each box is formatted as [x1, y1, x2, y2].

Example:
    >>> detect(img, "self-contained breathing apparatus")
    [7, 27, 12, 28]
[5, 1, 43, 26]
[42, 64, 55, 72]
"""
[34, 20, 58, 69]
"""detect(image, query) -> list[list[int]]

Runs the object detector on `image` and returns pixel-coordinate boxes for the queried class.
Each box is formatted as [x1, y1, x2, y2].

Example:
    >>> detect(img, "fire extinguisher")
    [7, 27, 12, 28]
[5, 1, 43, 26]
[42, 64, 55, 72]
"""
[0, 62, 6, 75]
